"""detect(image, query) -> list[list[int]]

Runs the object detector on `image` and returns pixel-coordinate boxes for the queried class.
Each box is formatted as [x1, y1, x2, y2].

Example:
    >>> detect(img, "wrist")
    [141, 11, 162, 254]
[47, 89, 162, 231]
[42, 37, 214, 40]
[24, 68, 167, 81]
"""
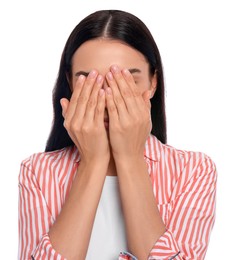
[114, 154, 147, 172]
[113, 152, 144, 164]
[79, 156, 109, 174]
[80, 153, 110, 165]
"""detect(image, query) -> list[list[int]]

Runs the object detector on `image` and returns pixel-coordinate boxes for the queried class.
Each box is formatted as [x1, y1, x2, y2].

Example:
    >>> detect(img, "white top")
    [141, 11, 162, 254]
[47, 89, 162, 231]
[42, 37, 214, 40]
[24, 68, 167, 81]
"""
[86, 176, 128, 260]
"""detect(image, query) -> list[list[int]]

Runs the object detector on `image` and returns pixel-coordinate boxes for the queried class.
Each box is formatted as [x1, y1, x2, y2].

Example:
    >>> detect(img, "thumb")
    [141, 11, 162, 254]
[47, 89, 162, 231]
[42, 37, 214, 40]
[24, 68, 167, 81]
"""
[60, 98, 69, 118]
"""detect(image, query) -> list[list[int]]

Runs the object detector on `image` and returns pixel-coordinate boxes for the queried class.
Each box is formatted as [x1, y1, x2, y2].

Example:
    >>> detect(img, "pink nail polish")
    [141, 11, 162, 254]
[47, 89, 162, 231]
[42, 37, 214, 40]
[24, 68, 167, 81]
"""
[99, 89, 105, 96]
[106, 87, 112, 95]
[107, 72, 113, 80]
[123, 68, 130, 75]
[111, 65, 119, 73]
[88, 70, 97, 79]
[78, 75, 85, 82]
[96, 75, 103, 83]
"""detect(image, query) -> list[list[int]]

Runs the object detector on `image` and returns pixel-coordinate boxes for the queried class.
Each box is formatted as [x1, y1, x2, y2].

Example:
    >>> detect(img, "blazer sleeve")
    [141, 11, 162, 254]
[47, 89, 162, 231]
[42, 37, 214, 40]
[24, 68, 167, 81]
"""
[119, 154, 217, 260]
[18, 159, 66, 260]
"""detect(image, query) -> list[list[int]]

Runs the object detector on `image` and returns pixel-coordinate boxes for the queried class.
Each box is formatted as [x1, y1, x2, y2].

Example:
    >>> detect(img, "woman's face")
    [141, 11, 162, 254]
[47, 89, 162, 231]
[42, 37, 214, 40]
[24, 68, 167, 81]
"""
[70, 39, 156, 94]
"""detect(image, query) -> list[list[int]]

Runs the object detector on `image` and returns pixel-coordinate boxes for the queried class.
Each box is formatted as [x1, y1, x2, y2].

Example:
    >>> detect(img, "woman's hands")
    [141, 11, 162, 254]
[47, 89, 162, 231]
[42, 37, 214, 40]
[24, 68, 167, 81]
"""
[105, 65, 152, 161]
[60, 65, 152, 164]
[60, 70, 110, 164]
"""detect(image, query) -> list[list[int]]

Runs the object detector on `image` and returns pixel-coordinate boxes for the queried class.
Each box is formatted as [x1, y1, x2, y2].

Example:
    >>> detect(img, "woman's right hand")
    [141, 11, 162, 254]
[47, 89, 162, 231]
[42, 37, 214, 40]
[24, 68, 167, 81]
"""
[60, 70, 110, 164]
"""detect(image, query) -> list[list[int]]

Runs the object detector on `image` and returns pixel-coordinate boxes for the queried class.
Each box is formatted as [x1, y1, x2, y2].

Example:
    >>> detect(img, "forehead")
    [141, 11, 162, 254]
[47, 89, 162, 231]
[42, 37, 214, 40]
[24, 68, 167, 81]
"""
[71, 39, 148, 74]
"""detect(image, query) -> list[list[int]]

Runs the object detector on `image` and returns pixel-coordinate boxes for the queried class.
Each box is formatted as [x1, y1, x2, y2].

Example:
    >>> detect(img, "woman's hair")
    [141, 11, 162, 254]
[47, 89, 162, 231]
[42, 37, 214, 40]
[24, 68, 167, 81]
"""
[45, 9, 167, 152]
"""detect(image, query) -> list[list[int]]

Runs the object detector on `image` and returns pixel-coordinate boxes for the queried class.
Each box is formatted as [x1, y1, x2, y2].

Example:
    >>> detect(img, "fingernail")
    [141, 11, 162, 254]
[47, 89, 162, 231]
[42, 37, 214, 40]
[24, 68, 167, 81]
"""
[78, 75, 85, 82]
[96, 74, 103, 83]
[99, 89, 105, 96]
[106, 87, 112, 95]
[106, 72, 113, 80]
[88, 70, 97, 79]
[122, 68, 130, 76]
[111, 65, 120, 74]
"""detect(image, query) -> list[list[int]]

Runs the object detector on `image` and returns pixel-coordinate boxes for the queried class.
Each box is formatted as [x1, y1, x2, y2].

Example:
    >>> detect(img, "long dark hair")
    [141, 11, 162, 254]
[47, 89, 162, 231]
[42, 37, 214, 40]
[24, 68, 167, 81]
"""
[45, 10, 167, 152]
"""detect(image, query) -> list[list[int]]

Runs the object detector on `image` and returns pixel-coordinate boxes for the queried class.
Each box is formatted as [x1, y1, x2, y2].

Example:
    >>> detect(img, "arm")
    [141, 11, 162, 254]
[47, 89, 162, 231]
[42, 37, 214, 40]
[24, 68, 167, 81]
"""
[19, 71, 110, 259]
[105, 65, 165, 259]
[18, 160, 108, 260]
[18, 161, 56, 260]
[48, 160, 108, 259]
[19, 159, 106, 260]
[118, 153, 217, 260]
[50, 71, 109, 259]
[105, 66, 216, 259]
[115, 156, 166, 260]
[153, 154, 217, 259]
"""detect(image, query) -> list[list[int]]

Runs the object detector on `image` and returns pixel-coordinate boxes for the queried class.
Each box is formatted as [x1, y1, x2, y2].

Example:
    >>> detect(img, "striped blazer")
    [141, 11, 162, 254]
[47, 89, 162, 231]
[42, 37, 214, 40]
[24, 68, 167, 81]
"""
[18, 135, 217, 259]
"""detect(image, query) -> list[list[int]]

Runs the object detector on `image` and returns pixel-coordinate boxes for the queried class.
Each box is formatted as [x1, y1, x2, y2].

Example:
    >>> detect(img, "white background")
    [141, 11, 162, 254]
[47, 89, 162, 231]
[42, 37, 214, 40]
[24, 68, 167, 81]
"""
[0, 0, 234, 259]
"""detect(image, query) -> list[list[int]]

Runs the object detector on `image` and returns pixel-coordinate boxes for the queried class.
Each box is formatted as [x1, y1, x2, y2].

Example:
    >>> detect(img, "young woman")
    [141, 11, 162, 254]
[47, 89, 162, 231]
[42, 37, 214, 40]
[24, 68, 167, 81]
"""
[18, 10, 217, 260]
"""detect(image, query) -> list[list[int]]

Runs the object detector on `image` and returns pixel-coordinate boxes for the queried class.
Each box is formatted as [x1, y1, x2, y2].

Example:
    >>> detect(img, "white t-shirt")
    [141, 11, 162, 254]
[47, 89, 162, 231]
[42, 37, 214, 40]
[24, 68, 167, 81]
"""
[86, 176, 128, 260]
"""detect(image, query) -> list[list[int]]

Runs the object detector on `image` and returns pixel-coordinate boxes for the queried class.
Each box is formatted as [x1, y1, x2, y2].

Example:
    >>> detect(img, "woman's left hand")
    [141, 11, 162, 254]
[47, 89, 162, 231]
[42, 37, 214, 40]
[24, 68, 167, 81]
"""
[105, 65, 152, 160]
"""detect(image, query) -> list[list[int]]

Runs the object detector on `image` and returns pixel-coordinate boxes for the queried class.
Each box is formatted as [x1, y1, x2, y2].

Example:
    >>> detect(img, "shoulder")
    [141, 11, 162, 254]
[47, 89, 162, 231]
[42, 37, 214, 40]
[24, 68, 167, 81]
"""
[21, 146, 78, 169]
[19, 146, 79, 186]
[147, 135, 217, 181]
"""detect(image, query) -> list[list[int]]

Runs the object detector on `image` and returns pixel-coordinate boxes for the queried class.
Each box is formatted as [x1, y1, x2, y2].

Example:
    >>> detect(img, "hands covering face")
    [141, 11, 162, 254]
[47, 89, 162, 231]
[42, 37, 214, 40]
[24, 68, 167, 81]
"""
[61, 65, 152, 163]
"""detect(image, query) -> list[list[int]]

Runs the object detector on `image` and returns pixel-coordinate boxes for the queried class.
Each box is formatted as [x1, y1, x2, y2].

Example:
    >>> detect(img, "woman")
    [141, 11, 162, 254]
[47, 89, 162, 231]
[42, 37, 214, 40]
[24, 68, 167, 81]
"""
[18, 10, 217, 260]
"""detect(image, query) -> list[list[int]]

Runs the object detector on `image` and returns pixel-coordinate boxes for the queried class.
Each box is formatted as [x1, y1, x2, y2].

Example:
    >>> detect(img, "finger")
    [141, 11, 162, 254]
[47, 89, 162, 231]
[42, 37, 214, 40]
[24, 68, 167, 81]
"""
[64, 75, 85, 122]
[60, 98, 69, 118]
[105, 87, 119, 124]
[106, 70, 127, 116]
[122, 68, 149, 112]
[110, 65, 137, 114]
[72, 70, 98, 122]
[94, 88, 105, 125]
[84, 74, 104, 122]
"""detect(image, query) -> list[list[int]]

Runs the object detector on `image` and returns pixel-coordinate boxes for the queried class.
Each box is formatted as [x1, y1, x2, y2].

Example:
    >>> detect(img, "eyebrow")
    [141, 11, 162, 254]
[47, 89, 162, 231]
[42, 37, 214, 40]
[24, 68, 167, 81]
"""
[74, 68, 141, 77]
[75, 71, 89, 77]
[128, 68, 141, 74]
